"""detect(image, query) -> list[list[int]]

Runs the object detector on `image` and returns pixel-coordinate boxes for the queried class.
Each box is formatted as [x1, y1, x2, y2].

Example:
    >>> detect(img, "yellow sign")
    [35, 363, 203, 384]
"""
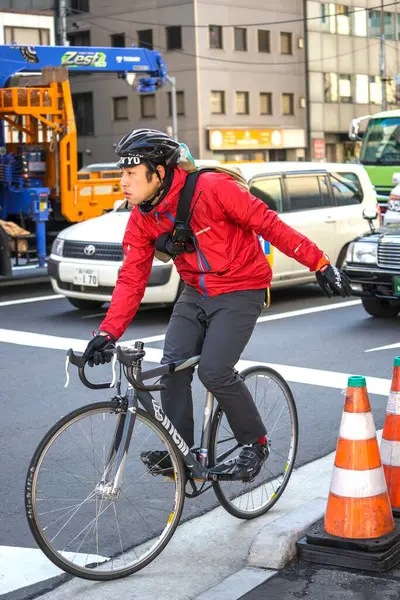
[208, 128, 283, 151]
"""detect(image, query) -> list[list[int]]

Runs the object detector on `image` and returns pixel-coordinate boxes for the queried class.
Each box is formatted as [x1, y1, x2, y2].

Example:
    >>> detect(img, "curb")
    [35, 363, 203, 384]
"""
[247, 497, 327, 569]
[194, 497, 326, 599]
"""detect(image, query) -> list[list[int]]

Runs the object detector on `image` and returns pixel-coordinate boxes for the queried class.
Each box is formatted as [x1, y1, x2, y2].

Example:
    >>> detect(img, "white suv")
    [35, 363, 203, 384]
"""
[48, 162, 379, 310]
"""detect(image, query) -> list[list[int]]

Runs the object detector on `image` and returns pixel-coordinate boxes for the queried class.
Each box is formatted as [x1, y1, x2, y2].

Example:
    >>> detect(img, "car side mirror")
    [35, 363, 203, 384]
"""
[392, 173, 400, 185]
[363, 208, 378, 221]
[363, 208, 378, 233]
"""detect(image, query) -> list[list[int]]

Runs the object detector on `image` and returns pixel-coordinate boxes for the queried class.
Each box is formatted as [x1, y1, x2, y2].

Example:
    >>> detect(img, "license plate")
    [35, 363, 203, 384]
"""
[73, 268, 99, 287]
[394, 276, 400, 296]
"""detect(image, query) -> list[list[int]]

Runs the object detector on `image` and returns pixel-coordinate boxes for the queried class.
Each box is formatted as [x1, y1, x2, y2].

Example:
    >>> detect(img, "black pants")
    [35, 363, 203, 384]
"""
[160, 286, 267, 447]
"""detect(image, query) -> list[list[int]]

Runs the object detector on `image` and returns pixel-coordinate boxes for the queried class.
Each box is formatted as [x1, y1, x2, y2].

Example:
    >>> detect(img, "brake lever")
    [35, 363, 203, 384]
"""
[64, 354, 70, 388]
[110, 351, 118, 388]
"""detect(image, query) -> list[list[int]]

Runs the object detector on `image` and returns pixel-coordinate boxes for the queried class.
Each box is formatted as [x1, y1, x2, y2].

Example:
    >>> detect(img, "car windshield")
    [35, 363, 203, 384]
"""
[360, 117, 400, 165]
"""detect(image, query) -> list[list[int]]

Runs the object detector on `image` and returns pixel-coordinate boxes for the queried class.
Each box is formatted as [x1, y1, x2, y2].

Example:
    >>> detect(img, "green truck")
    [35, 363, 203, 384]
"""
[350, 109, 400, 212]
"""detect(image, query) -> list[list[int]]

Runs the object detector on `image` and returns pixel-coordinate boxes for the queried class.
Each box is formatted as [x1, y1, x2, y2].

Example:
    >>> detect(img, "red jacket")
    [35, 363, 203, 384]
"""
[100, 167, 324, 339]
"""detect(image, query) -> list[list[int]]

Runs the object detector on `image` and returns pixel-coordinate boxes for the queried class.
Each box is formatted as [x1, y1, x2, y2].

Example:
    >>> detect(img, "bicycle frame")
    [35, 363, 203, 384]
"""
[66, 344, 240, 491]
[121, 355, 214, 482]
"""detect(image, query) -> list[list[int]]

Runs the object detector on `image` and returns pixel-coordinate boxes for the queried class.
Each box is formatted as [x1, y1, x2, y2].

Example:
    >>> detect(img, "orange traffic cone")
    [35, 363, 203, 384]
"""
[380, 357, 400, 516]
[298, 376, 400, 572]
[324, 375, 394, 539]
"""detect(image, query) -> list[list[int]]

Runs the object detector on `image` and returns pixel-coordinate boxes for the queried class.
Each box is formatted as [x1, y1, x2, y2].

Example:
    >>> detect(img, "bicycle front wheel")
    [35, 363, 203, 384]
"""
[209, 366, 298, 519]
[25, 402, 186, 580]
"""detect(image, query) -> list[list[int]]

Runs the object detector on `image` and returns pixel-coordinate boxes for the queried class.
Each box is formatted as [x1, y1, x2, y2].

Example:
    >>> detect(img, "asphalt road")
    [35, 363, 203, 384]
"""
[1, 282, 400, 597]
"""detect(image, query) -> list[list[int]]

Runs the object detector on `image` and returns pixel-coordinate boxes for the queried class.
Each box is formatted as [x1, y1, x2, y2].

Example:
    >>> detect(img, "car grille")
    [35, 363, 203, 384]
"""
[63, 241, 123, 261]
[58, 281, 114, 295]
[377, 242, 400, 269]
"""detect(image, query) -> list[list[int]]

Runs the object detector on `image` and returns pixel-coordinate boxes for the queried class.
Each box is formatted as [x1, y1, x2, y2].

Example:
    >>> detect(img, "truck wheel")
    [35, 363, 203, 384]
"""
[67, 298, 105, 310]
[361, 297, 400, 318]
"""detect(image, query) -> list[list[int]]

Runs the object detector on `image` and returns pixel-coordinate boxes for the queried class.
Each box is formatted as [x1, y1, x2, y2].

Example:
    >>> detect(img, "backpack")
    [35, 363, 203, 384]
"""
[154, 165, 249, 263]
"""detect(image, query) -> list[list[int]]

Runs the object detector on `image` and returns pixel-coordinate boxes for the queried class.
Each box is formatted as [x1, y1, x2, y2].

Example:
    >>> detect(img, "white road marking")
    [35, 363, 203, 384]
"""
[0, 329, 391, 396]
[257, 299, 361, 324]
[0, 294, 63, 308]
[365, 341, 400, 353]
[0, 546, 108, 595]
[81, 311, 108, 319]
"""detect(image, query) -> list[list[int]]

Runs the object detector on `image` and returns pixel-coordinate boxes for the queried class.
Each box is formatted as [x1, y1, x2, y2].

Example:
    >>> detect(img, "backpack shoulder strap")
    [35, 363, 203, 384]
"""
[175, 171, 201, 226]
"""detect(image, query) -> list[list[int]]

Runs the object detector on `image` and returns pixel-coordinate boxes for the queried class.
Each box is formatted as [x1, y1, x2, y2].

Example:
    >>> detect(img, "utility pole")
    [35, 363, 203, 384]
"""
[167, 75, 178, 139]
[303, 0, 311, 160]
[380, 0, 387, 111]
[55, 0, 68, 45]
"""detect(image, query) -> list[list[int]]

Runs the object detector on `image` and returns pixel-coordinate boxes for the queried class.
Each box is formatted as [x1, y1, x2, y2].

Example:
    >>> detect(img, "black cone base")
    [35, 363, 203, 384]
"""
[297, 518, 400, 573]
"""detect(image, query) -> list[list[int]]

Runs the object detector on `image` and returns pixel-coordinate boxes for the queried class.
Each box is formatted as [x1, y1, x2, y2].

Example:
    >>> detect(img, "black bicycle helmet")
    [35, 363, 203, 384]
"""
[116, 128, 181, 167]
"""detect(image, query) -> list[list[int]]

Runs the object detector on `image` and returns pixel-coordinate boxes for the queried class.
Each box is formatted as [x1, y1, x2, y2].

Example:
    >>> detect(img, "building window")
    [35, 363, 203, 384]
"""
[67, 29, 91, 46]
[355, 74, 369, 104]
[236, 91, 249, 115]
[138, 29, 153, 49]
[353, 7, 367, 37]
[320, 3, 336, 33]
[168, 91, 185, 116]
[384, 12, 395, 40]
[387, 79, 396, 104]
[140, 94, 156, 118]
[210, 90, 225, 114]
[368, 10, 380, 37]
[280, 32, 293, 55]
[72, 92, 94, 136]
[369, 75, 382, 104]
[258, 29, 270, 53]
[209, 25, 223, 49]
[324, 73, 338, 102]
[282, 93, 294, 115]
[4, 26, 50, 45]
[234, 27, 247, 51]
[166, 26, 182, 50]
[260, 92, 272, 115]
[70, 0, 89, 12]
[339, 74, 353, 103]
[368, 11, 395, 40]
[336, 5, 351, 35]
[113, 97, 128, 121]
[110, 33, 125, 47]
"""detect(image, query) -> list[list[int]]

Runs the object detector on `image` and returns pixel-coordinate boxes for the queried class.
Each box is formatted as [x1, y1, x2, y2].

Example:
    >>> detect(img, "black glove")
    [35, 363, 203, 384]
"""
[83, 332, 115, 367]
[316, 264, 352, 298]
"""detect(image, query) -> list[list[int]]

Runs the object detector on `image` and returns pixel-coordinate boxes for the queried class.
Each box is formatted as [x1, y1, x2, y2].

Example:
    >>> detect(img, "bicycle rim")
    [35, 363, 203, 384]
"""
[26, 402, 186, 580]
[209, 366, 298, 519]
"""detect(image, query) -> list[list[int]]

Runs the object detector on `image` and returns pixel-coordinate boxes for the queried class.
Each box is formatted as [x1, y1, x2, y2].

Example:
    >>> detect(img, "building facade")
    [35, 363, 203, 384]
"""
[0, 5, 55, 47]
[307, 1, 400, 162]
[62, 0, 308, 166]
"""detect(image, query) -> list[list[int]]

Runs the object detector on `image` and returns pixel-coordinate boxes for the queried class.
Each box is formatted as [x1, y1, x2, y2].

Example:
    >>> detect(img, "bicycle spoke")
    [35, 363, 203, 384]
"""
[28, 406, 184, 578]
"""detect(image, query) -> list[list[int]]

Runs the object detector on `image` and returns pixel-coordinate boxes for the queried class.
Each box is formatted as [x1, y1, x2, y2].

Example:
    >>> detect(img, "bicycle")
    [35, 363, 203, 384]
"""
[25, 341, 298, 581]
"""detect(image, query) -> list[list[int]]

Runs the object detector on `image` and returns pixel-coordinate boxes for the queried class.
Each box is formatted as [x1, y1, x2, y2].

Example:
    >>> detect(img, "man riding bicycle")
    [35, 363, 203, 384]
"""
[83, 129, 351, 481]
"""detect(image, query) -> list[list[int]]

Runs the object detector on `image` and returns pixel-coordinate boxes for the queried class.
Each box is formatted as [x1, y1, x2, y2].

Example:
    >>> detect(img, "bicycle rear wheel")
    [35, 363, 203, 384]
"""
[25, 402, 186, 580]
[209, 366, 298, 519]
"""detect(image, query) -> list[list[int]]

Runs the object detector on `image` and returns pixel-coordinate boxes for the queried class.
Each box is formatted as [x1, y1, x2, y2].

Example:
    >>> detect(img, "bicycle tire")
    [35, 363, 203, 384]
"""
[209, 366, 298, 520]
[25, 401, 186, 581]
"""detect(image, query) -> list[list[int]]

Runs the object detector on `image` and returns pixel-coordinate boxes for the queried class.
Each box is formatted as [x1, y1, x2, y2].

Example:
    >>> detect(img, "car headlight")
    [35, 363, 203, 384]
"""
[346, 241, 377, 264]
[388, 196, 400, 212]
[51, 237, 64, 256]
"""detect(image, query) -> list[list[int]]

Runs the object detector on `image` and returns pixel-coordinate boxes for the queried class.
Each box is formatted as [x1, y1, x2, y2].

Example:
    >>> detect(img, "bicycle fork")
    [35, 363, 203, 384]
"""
[95, 385, 138, 501]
